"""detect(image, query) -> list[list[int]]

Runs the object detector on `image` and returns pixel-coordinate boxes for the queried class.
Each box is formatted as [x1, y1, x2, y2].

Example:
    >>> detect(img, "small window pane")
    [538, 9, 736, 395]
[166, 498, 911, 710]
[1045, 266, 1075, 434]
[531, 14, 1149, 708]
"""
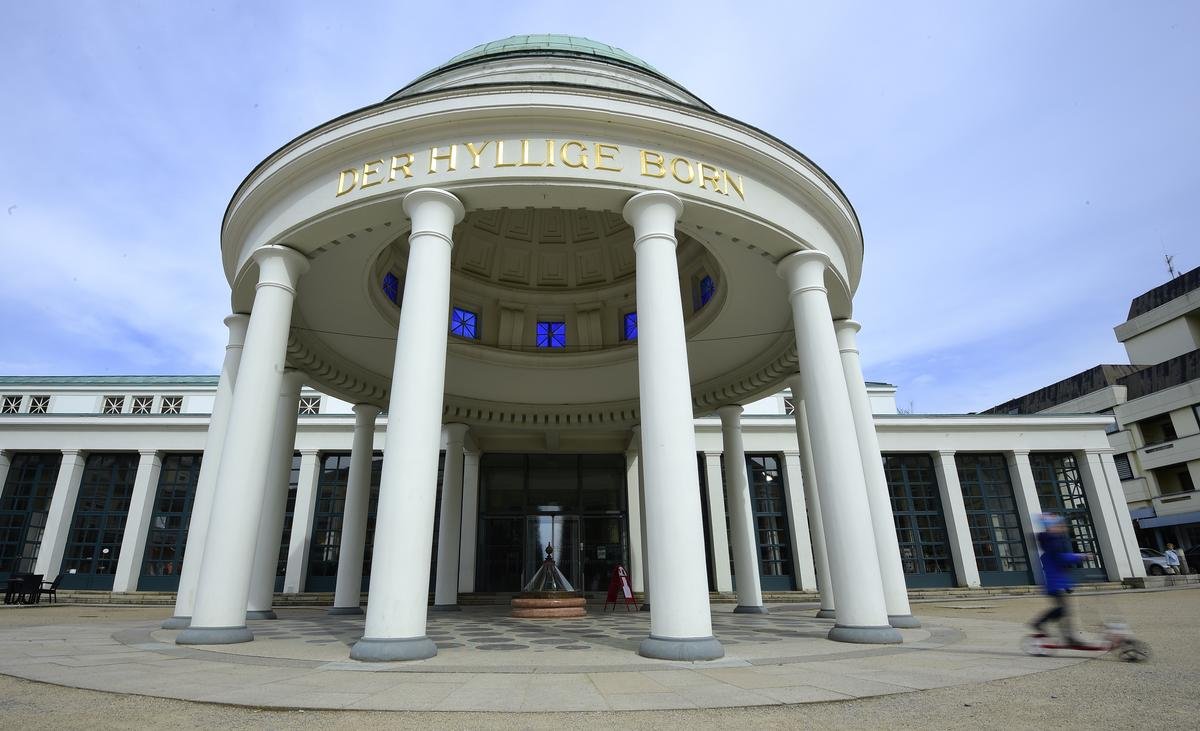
[450, 307, 478, 339]
[382, 272, 400, 304]
[623, 312, 637, 341]
[536, 321, 566, 348]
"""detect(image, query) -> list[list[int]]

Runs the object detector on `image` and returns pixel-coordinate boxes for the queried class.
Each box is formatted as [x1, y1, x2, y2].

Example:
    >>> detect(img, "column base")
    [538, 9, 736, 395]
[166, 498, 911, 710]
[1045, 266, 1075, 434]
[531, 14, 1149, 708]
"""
[430, 604, 461, 612]
[350, 636, 437, 662]
[176, 625, 253, 645]
[733, 605, 769, 614]
[639, 602, 651, 612]
[888, 613, 921, 629]
[638, 635, 725, 661]
[245, 609, 277, 620]
[815, 608, 836, 619]
[161, 615, 190, 630]
[827, 624, 902, 645]
[327, 606, 364, 616]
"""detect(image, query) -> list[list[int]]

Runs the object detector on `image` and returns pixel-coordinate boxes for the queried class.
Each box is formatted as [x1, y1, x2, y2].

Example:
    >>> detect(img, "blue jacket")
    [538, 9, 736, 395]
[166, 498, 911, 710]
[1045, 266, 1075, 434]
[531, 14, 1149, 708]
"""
[1038, 531, 1085, 593]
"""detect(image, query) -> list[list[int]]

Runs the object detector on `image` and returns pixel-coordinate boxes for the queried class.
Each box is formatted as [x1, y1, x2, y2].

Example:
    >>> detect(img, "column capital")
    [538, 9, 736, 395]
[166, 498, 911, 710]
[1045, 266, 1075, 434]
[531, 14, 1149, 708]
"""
[223, 313, 250, 349]
[60, 449, 85, 459]
[622, 190, 684, 236]
[776, 250, 832, 296]
[403, 188, 465, 244]
[833, 319, 862, 354]
[137, 449, 161, 460]
[352, 403, 382, 419]
[251, 245, 309, 295]
[937, 449, 957, 458]
[444, 422, 469, 443]
[299, 448, 321, 457]
[1008, 449, 1031, 457]
[280, 369, 306, 391]
[716, 403, 744, 419]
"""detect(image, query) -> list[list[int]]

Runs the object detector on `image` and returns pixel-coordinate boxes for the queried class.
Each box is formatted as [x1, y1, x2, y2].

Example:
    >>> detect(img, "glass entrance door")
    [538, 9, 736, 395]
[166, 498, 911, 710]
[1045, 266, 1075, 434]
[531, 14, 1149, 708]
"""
[524, 514, 581, 590]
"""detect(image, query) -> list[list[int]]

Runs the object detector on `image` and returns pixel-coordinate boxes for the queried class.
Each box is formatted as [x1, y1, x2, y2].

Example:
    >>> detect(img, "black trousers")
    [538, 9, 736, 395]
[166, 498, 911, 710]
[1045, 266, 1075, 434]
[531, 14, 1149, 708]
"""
[1032, 589, 1072, 638]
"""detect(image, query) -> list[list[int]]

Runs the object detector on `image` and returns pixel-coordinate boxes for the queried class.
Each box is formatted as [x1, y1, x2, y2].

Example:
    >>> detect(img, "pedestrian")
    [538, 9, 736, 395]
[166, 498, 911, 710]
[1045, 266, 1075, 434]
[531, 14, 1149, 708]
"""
[1164, 543, 1181, 575]
[1030, 513, 1088, 646]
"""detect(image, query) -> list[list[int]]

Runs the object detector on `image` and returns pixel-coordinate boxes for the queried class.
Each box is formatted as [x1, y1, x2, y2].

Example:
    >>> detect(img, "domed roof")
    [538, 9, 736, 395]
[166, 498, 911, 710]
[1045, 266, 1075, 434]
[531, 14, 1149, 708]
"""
[437, 34, 660, 75]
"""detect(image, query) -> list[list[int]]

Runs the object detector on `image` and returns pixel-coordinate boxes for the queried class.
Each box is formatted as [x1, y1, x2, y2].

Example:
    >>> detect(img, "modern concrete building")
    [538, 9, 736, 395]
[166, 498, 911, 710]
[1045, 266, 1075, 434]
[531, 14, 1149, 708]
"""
[0, 35, 1144, 664]
[989, 265, 1200, 552]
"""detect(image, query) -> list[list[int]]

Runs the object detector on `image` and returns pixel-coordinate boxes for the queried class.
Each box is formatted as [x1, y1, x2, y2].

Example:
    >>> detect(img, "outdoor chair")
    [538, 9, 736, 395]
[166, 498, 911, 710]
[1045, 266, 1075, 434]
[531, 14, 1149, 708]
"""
[40, 574, 61, 603]
[17, 573, 43, 604]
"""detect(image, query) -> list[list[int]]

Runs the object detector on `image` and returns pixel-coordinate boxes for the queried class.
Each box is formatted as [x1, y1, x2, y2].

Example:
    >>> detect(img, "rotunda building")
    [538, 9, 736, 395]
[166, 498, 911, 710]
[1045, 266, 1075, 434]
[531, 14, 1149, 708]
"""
[173, 34, 917, 661]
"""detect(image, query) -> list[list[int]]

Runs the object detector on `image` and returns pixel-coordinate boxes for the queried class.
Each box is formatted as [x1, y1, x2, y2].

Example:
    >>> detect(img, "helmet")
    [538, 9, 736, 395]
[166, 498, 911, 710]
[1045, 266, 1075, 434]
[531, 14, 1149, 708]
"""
[1040, 513, 1065, 531]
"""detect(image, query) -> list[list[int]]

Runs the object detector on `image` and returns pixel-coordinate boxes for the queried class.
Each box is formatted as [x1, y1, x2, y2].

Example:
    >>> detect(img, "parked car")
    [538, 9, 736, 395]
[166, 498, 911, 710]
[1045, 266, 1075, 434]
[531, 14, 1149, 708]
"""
[1141, 547, 1174, 575]
[1182, 545, 1200, 573]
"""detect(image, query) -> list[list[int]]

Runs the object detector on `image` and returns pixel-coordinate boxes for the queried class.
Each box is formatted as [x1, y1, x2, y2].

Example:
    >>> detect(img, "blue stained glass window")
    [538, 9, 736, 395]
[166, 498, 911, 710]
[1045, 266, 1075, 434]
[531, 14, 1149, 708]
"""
[536, 321, 566, 348]
[382, 272, 400, 304]
[699, 275, 716, 306]
[623, 312, 637, 341]
[450, 307, 478, 339]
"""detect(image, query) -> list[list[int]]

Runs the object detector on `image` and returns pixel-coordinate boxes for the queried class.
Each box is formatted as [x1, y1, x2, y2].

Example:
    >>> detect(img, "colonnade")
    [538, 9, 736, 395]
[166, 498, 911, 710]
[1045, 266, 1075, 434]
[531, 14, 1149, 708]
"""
[168, 187, 918, 660]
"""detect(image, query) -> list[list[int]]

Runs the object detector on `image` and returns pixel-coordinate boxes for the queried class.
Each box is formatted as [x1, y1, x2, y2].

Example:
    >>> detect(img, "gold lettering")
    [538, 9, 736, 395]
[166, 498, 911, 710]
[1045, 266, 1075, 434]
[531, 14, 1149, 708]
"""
[544, 139, 556, 167]
[698, 163, 724, 194]
[464, 141, 491, 169]
[594, 143, 622, 172]
[561, 140, 589, 169]
[639, 150, 666, 178]
[670, 157, 695, 184]
[519, 139, 544, 167]
[335, 168, 359, 196]
[360, 159, 385, 189]
[494, 140, 518, 167]
[428, 145, 458, 173]
[388, 153, 414, 182]
[724, 171, 745, 201]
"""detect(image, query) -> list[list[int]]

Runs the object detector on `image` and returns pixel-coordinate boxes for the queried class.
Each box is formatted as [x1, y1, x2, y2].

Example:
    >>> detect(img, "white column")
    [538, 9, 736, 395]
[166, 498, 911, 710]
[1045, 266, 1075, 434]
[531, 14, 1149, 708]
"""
[433, 423, 469, 609]
[780, 452, 818, 592]
[34, 450, 87, 578]
[164, 314, 249, 628]
[625, 191, 722, 661]
[246, 371, 305, 619]
[1098, 451, 1146, 578]
[932, 451, 981, 588]
[702, 452, 734, 592]
[717, 406, 766, 612]
[178, 245, 308, 645]
[330, 404, 381, 613]
[624, 438, 645, 592]
[458, 450, 480, 592]
[787, 386, 835, 618]
[777, 251, 899, 644]
[352, 188, 464, 662]
[282, 450, 321, 593]
[1077, 450, 1133, 581]
[112, 450, 162, 592]
[834, 320, 918, 628]
[1006, 450, 1046, 585]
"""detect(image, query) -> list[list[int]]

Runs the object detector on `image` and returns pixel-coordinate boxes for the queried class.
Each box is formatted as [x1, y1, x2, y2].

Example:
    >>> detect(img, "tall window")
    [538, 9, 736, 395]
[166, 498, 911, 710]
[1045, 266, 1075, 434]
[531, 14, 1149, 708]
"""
[623, 312, 637, 341]
[450, 307, 479, 339]
[1030, 453, 1105, 579]
[382, 272, 400, 304]
[0, 452, 61, 576]
[745, 454, 794, 589]
[956, 453, 1031, 584]
[536, 321, 566, 348]
[61, 453, 139, 589]
[883, 454, 953, 587]
[276, 453, 301, 579]
[139, 453, 202, 589]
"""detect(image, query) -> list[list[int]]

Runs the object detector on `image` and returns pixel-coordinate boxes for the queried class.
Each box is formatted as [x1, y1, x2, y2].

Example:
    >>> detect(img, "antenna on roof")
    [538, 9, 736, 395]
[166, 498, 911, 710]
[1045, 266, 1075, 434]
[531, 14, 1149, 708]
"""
[1165, 253, 1178, 280]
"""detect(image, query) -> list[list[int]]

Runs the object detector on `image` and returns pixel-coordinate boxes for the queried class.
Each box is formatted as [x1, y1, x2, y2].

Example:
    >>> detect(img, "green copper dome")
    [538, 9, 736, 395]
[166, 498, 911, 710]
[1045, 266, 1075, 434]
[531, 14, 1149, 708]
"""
[436, 34, 660, 75]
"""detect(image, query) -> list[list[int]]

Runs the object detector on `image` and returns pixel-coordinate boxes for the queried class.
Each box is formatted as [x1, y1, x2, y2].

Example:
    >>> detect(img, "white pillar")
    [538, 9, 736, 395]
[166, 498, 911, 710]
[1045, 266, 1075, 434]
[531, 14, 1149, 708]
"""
[702, 452, 734, 593]
[777, 251, 899, 644]
[1077, 450, 1133, 581]
[834, 320, 918, 628]
[282, 450, 321, 593]
[1098, 451, 1146, 579]
[246, 371, 305, 619]
[625, 191, 722, 661]
[164, 314, 249, 628]
[1006, 450, 1046, 585]
[458, 450, 480, 592]
[786, 386, 835, 618]
[780, 452, 818, 592]
[433, 423, 469, 609]
[352, 188, 464, 662]
[330, 404, 381, 613]
[34, 450, 87, 579]
[932, 450, 981, 588]
[112, 450, 162, 592]
[624, 439, 645, 593]
[717, 406, 766, 612]
[177, 245, 308, 645]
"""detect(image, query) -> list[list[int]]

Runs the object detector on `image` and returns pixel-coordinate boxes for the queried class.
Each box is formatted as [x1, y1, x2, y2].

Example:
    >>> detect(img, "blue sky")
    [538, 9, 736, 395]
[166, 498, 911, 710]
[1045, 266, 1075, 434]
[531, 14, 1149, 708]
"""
[1, 2, 1196, 413]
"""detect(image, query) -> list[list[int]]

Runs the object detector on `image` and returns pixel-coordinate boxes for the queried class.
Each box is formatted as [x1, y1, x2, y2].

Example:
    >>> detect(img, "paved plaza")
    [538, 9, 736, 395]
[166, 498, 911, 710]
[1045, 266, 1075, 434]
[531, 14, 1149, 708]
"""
[0, 588, 1197, 728]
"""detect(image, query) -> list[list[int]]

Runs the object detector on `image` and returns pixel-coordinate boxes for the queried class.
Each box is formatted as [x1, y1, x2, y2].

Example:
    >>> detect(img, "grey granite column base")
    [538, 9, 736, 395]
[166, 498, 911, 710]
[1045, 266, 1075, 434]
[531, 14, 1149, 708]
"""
[350, 636, 437, 662]
[327, 606, 364, 616]
[160, 615, 190, 630]
[827, 624, 903, 644]
[430, 604, 461, 612]
[734, 605, 769, 614]
[638, 635, 725, 661]
[245, 610, 277, 620]
[815, 608, 836, 619]
[889, 613, 921, 629]
[175, 625, 253, 645]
